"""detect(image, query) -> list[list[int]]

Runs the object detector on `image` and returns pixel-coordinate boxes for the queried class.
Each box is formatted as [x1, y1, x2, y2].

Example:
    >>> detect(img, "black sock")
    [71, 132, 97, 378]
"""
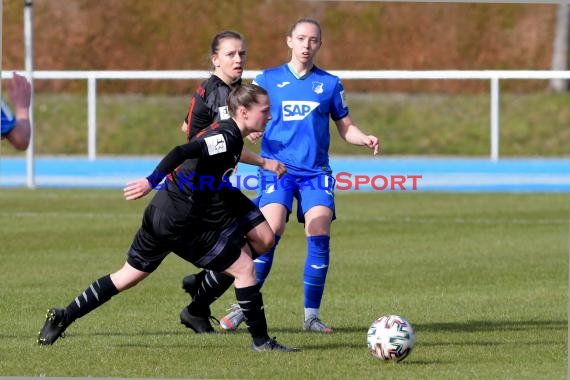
[191, 270, 208, 296]
[234, 284, 269, 345]
[64, 274, 119, 325]
[188, 270, 234, 317]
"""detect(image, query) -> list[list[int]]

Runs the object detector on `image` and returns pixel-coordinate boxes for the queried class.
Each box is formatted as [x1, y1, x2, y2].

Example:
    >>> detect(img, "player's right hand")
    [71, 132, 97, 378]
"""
[124, 178, 152, 200]
[246, 131, 263, 144]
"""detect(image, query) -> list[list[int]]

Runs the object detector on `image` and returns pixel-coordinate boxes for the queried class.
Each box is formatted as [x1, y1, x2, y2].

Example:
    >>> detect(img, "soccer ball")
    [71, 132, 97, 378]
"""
[367, 314, 416, 362]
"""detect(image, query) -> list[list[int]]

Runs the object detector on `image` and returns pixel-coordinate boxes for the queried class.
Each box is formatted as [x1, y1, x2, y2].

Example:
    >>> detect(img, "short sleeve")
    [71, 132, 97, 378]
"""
[253, 72, 266, 89]
[330, 79, 349, 121]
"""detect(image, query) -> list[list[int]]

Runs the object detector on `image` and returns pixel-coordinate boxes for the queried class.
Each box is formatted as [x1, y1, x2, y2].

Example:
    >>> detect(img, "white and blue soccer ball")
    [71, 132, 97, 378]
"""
[367, 314, 416, 362]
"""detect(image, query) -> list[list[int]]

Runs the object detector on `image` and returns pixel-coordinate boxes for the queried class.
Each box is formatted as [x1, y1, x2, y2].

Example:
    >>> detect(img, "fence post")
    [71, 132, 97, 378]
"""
[24, 0, 35, 188]
[490, 76, 500, 161]
[88, 75, 97, 161]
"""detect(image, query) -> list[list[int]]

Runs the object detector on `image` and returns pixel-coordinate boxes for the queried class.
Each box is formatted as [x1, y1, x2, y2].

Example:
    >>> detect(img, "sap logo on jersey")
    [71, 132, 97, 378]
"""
[282, 101, 319, 121]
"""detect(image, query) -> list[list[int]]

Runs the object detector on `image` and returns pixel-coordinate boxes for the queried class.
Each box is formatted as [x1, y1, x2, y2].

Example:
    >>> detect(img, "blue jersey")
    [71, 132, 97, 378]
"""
[254, 64, 349, 176]
[1, 99, 16, 137]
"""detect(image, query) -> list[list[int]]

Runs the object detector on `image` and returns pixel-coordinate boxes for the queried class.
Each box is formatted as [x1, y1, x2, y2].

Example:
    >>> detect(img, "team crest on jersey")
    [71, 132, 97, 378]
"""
[204, 134, 227, 155]
[218, 106, 231, 120]
[312, 82, 324, 94]
[265, 184, 276, 194]
[282, 101, 319, 121]
[340, 90, 347, 108]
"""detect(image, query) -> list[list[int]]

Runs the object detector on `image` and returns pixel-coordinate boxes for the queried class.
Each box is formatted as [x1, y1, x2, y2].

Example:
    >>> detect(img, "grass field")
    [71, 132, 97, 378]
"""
[0, 189, 568, 379]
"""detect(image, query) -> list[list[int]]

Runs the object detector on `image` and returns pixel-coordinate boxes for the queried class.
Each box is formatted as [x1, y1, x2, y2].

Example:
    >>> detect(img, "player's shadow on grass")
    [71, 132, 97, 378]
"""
[300, 319, 567, 335]
[415, 319, 567, 333]
[39, 318, 565, 348]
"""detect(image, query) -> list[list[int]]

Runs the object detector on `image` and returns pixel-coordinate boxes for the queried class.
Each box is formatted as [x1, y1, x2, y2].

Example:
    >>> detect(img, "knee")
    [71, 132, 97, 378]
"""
[258, 233, 275, 254]
[249, 225, 276, 255]
[304, 211, 332, 236]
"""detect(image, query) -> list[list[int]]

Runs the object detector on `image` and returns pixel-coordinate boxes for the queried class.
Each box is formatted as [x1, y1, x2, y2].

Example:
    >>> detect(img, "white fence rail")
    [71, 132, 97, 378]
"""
[3, 69, 570, 163]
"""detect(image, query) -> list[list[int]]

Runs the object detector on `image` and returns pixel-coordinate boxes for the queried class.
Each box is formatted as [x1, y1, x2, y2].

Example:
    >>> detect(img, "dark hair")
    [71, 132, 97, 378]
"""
[288, 18, 321, 40]
[227, 84, 268, 116]
[210, 30, 244, 55]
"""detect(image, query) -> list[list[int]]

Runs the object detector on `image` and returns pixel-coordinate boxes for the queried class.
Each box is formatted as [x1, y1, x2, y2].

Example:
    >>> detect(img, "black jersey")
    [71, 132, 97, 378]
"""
[184, 75, 241, 140]
[149, 118, 244, 228]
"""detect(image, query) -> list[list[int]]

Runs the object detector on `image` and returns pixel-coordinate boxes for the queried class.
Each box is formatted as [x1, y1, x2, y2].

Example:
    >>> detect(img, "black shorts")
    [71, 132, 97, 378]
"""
[127, 198, 265, 273]
[231, 191, 267, 233]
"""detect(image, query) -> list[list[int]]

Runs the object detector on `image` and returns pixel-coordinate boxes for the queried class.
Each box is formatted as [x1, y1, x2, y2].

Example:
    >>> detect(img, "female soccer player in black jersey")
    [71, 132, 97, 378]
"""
[38, 83, 298, 352]
[176, 31, 285, 331]
[181, 30, 284, 174]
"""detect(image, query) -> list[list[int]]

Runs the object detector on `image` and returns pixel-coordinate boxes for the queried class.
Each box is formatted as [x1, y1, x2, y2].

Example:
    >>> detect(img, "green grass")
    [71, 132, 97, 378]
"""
[0, 189, 567, 379]
[2, 92, 569, 157]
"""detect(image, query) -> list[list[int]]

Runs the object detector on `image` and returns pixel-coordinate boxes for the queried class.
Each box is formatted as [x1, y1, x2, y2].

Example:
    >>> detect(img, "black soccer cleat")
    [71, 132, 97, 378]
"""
[179, 307, 217, 334]
[251, 337, 300, 352]
[38, 308, 68, 345]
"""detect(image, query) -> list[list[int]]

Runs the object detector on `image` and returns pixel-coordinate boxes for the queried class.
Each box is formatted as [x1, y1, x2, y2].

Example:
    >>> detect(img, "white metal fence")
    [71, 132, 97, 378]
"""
[2, 70, 570, 187]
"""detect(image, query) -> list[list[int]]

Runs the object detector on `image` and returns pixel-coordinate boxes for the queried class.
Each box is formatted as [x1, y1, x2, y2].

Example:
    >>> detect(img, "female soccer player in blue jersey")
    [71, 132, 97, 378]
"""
[219, 18, 380, 333]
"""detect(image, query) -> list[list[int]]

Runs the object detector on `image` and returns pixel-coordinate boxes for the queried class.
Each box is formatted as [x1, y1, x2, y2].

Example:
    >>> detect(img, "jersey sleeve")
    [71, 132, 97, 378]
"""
[146, 140, 203, 187]
[252, 72, 266, 89]
[1, 99, 17, 137]
[330, 79, 349, 121]
[146, 131, 230, 187]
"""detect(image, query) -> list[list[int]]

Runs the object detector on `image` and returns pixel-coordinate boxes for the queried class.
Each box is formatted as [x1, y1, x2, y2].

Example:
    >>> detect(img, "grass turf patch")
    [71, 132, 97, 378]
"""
[0, 189, 567, 379]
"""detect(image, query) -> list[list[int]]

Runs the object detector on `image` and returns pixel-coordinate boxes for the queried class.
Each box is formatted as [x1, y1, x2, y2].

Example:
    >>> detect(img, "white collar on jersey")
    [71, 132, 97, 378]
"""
[287, 62, 314, 80]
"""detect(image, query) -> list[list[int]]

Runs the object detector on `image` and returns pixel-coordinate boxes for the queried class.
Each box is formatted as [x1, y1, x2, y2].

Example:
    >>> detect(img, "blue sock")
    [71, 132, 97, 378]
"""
[303, 235, 330, 309]
[254, 235, 280, 288]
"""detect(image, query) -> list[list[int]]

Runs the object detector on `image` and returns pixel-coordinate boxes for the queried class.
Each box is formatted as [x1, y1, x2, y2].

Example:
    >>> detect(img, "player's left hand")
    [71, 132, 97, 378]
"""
[180, 121, 189, 135]
[263, 158, 287, 179]
[124, 178, 152, 200]
[364, 135, 380, 156]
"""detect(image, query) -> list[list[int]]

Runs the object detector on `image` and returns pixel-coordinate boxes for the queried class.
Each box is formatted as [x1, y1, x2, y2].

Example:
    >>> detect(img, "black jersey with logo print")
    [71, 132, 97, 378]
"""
[149, 118, 245, 228]
[184, 75, 241, 140]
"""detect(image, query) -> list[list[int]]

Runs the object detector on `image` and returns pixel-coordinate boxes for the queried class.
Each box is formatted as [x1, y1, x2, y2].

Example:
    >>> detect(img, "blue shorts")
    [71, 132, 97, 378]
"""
[256, 170, 336, 224]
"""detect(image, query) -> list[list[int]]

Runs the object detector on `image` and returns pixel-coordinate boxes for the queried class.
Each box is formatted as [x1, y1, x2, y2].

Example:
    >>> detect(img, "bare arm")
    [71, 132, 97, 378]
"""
[240, 146, 286, 178]
[334, 115, 380, 155]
